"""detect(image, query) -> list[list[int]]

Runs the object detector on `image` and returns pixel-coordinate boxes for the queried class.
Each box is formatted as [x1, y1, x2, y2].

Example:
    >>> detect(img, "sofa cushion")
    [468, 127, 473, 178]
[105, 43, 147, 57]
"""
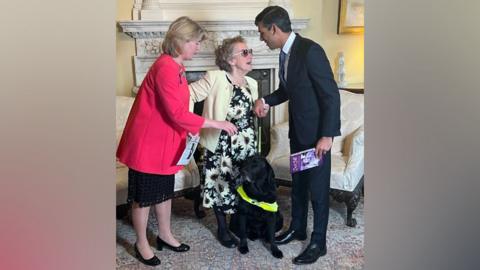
[116, 96, 134, 147]
[269, 153, 361, 190]
[269, 153, 360, 192]
[331, 153, 363, 192]
[331, 91, 364, 155]
[116, 166, 129, 206]
[270, 155, 291, 182]
[330, 154, 349, 190]
[116, 96, 135, 169]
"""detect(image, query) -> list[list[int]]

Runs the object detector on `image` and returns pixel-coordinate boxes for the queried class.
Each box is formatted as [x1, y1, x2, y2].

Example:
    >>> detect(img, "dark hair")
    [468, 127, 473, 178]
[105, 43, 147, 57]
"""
[254, 5, 292, 33]
[214, 36, 246, 72]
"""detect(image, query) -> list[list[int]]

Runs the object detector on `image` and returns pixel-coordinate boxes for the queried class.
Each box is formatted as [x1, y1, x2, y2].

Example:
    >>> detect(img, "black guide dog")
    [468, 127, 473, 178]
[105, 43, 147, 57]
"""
[229, 155, 283, 258]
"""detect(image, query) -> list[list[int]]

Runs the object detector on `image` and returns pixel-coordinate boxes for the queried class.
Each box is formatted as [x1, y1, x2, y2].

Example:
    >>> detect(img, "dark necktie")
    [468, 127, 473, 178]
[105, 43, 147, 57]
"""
[279, 50, 287, 86]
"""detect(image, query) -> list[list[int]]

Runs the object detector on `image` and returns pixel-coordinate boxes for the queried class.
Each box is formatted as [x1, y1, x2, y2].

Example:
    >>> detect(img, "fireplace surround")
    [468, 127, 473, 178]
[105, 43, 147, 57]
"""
[117, 0, 309, 155]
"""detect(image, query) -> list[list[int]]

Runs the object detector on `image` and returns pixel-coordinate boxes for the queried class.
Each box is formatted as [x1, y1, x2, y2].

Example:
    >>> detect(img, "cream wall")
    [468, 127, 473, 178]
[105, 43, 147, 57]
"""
[116, 0, 135, 96]
[116, 0, 364, 96]
[292, 0, 364, 85]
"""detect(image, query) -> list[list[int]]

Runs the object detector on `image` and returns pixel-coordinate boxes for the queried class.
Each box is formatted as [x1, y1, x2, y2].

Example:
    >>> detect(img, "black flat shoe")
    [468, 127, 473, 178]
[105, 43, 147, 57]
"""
[293, 242, 327, 265]
[134, 243, 161, 266]
[217, 230, 238, 248]
[156, 237, 190, 252]
[274, 229, 307, 245]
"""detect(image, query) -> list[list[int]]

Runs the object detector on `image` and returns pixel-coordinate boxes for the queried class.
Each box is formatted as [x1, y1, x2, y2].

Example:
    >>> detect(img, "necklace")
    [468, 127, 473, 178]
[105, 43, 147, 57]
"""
[226, 73, 247, 88]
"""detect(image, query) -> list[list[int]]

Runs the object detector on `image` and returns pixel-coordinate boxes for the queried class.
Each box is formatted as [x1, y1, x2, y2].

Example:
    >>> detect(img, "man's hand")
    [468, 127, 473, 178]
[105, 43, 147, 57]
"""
[253, 98, 269, 118]
[315, 137, 333, 158]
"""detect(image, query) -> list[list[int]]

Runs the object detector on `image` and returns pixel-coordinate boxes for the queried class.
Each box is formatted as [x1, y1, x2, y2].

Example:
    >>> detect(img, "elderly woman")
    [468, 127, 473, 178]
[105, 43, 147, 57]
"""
[116, 17, 237, 266]
[189, 36, 258, 248]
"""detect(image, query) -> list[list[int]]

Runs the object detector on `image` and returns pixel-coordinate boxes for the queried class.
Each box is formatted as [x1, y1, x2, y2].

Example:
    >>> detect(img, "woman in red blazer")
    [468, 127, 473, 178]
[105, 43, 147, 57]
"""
[116, 17, 237, 266]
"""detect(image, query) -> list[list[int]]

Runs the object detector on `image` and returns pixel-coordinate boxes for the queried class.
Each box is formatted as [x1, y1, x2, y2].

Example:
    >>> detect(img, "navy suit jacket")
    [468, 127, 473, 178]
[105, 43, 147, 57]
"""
[264, 34, 341, 148]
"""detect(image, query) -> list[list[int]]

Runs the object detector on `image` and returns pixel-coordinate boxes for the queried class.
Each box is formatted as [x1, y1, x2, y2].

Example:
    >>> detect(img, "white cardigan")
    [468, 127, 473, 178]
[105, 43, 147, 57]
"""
[189, 70, 258, 153]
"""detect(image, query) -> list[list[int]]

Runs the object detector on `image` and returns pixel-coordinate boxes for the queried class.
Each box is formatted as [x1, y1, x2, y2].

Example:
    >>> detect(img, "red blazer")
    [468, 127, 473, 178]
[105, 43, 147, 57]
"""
[116, 54, 205, 175]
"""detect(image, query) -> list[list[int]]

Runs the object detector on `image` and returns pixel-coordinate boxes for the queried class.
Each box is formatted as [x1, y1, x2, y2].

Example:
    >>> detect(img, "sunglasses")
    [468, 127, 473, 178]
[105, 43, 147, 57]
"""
[232, 48, 253, 57]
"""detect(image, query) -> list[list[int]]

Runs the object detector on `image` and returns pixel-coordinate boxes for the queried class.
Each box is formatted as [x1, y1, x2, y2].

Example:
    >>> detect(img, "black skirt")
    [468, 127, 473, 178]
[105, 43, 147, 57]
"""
[127, 168, 175, 207]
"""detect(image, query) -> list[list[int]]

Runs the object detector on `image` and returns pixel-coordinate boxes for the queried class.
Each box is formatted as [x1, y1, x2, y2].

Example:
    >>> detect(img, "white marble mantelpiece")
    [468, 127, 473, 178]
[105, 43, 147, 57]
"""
[120, 0, 307, 125]
[118, 18, 308, 125]
[118, 19, 308, 39]
[118, 19, 309, 76]
[132, 0, 293, 21]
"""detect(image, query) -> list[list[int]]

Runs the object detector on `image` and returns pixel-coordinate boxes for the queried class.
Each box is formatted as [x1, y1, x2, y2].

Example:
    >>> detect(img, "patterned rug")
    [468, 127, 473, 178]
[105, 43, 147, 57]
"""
[116, 186, 364, 269]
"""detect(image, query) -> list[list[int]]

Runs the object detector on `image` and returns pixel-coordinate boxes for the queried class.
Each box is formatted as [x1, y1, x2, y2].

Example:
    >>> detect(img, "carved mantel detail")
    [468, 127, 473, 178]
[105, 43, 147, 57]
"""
[118, 0, 309, 126]
[118, 19, 309, 86]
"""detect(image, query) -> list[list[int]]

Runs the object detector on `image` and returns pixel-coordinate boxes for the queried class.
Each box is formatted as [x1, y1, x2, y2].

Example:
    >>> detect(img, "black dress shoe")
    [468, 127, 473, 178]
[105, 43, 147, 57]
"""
[293, 242, 327, 265]
[134, 243, 161, 266]
[156, 237, 190, 252]
[217, 230, 238, 248]
[274, 229, 307, 245]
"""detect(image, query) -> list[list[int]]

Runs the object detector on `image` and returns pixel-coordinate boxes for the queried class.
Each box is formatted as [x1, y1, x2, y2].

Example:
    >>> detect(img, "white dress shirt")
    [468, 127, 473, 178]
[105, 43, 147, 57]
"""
[262, 32, 297, 106]
[281, 32, 297, 81]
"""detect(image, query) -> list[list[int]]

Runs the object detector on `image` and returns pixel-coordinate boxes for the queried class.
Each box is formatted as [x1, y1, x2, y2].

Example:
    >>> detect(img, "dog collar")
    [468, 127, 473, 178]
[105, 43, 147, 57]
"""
[236, 185, 278, 212]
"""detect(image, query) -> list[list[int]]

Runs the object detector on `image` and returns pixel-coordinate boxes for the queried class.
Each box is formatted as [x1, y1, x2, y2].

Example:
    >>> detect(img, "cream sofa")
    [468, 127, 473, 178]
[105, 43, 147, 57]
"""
[116, 96, 204, 218]
[266, 90, 364, 227]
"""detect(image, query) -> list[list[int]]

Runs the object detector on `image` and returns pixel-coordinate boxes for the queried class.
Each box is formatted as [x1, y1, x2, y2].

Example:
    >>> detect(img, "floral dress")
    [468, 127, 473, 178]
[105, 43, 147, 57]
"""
[202, 79, 257, 214]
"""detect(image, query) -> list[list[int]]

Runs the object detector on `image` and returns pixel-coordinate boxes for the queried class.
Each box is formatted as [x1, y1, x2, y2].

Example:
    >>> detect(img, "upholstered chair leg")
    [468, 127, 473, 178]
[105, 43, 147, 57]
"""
[185, 186, 206, 218]
[345, 190, 361, 227]
[116, 204, 129, 220]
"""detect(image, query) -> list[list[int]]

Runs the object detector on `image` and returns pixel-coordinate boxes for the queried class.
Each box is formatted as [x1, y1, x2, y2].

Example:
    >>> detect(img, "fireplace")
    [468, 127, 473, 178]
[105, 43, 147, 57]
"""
[187, 69, 272, 155]
[117, 0, 309, 156]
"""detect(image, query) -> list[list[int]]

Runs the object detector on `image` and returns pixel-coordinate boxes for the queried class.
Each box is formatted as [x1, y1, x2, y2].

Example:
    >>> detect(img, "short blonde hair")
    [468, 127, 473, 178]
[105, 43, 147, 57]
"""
[162, 16, 207, 57]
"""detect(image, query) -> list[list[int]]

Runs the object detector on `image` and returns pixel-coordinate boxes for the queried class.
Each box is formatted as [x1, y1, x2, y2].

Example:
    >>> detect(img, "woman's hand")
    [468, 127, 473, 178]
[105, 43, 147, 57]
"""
[203, 119, 238, 136]
[215, 121, 237, 136]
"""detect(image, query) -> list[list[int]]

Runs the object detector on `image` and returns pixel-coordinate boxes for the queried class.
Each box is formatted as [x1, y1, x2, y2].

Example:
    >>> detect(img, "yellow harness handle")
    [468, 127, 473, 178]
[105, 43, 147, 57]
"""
[236, 185, 278, 212]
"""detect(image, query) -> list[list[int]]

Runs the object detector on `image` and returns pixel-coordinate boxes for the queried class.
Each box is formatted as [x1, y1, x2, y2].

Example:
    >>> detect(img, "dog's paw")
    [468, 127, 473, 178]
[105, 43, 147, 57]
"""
[271, 247, 283, 259]
[346, 217, 357, 227]
[238, 245, 249, 254]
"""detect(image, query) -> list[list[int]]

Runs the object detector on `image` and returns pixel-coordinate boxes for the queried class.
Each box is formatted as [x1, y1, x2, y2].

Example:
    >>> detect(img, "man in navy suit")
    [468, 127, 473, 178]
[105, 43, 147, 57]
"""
[253, 6, 341, 265]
